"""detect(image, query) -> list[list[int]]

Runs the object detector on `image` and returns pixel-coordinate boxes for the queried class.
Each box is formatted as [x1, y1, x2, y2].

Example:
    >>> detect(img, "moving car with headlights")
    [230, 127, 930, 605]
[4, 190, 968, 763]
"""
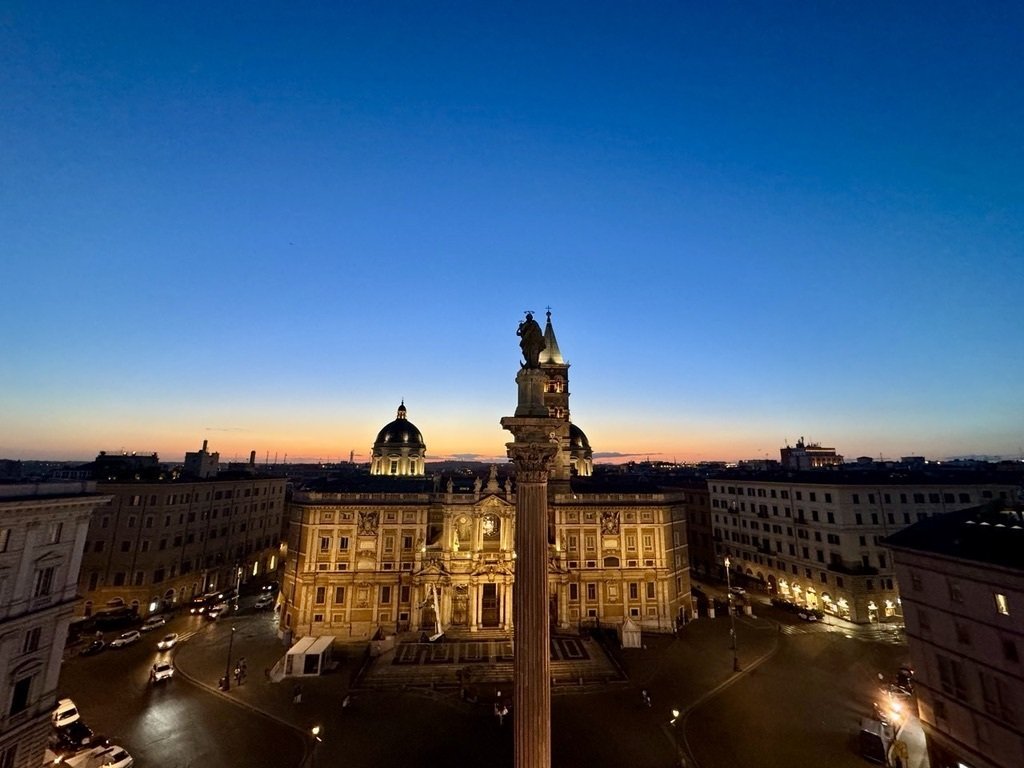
[52, 698, 81, 728]
[156, 632, 179, 651]
[150, 661, 174, 683]
[63, 743, 134, 768]
[51, 720, 95, 754]
[140, 615, 166, 632]
[253, 594, 275, 610]
[108, 630, 141, 648]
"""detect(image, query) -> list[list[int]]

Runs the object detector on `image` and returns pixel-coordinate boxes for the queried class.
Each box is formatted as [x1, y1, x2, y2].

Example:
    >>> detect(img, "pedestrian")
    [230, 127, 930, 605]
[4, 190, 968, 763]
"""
[235, 666, 242, 685]
[641, 689, 651, 708]
[293, 683, 303, 705]
[342, 694, 351, 709]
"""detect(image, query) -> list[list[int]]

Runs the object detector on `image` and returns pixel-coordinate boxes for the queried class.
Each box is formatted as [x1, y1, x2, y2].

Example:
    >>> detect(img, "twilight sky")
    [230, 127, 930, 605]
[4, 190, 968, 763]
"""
[2, 2, 1021, 465]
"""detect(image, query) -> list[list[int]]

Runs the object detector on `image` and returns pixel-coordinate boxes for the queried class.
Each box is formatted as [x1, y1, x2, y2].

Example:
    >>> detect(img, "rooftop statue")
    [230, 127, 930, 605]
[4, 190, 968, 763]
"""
[517, 311, 546, 368]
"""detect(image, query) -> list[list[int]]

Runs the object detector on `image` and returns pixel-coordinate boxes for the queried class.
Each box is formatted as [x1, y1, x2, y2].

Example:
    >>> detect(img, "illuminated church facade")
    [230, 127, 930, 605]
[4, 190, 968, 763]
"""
[279, 313, 690, 642]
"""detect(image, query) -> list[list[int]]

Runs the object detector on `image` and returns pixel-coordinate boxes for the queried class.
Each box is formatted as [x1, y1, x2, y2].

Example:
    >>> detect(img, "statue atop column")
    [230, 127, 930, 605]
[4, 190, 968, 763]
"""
[517, 312, 546, 368]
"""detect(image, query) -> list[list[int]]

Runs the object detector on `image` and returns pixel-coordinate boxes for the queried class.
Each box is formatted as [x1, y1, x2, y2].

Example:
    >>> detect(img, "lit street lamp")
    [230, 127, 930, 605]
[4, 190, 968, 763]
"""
[669, 708, 685, 767]
[311, 725, 323, 768]
[724, 557, 741, 672]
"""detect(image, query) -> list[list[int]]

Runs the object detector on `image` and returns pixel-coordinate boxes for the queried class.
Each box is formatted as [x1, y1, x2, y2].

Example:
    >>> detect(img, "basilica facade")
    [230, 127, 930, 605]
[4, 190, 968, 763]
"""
[278, 313, 691, 642]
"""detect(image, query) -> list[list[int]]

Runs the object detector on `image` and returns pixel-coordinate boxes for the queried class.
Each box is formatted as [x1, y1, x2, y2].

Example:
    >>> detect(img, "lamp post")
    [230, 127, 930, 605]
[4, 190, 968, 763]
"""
[223, 626, 236, 691]
[669, 708, 684, 767]
[724, 557, 740, 672]
[310, 725, 322, 768]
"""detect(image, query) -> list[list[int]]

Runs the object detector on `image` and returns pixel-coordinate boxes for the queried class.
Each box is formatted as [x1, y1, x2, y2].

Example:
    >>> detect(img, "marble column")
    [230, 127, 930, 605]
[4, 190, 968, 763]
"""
[502, 399, 557, 768]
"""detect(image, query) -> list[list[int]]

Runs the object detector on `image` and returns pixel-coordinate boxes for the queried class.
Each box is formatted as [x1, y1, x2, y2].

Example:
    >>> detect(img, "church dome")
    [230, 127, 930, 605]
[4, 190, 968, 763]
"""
[371, 402, 426, 476]
[568, 423, 593, 477]
[569, 423, 591, 450]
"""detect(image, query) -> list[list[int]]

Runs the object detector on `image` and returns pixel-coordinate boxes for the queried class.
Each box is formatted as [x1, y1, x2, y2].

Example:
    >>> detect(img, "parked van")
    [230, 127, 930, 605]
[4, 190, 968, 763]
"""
[859, 718, 893, 764]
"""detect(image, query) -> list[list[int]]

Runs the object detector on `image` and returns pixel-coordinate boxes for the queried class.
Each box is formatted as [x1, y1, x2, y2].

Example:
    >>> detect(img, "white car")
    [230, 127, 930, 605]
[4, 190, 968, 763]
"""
[52, 697, 80, 728]
[156, 633, 179, 651]
[64, 744, 134, 768]
[206, 602, 230, 620]
[108, 630, 141, 648]
[253, 595, 274, 610]
[140, 615, 166, 632]
[150, 661, 174, 683]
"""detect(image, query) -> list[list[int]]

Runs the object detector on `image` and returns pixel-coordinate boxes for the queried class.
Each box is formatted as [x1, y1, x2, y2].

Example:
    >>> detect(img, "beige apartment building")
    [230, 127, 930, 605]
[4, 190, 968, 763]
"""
[78, 472, 287, 617]
[0, 482, 110, 768]
[708, 472, 1019, 623]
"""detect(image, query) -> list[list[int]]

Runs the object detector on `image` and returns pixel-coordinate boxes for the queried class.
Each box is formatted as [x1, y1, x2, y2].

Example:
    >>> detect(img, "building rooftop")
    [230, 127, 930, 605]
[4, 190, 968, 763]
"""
[885, 504, 1024, 571]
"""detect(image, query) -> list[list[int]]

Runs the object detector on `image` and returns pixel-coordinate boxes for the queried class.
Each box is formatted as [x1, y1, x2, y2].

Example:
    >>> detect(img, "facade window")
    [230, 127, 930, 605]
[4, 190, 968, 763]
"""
[22, 626, 42, 654]
[33, 566, 55, 597]
[10, 675, 32, 714]
[628, 583, 639, 600]
[995, 593, 1010, 615]
[0, 745, 17, 768]
[585, 535, 596, 551]
[937, 655, 967, 699]
[1002, 638, 1019, 663]
[380, 586, 392, 604]
[586, 583, 597, 601]
[852, 494, 859, 504]
[955, 623, 971, 646]
[334, 586, 346, 604]
[320, 537, 330, 551]
[315, 586, 326, 604]
[339, 536, 349, 551]
[646, 582, 655, 599]
[949, 581, 963, 603]
[910, 573, 922, 591]
[48, 522, 63, 543]
[569, 583, 578, 601]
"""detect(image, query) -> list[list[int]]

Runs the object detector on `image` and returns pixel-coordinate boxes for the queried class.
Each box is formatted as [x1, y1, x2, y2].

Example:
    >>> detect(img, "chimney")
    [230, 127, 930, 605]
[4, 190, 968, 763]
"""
[249, 450, 256, 466]
[202, 439, 208, 452]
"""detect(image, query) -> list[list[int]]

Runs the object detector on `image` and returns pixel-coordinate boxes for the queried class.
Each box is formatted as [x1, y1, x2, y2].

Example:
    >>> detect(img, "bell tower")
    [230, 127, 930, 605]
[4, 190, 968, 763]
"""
[538, 310, 572, 490]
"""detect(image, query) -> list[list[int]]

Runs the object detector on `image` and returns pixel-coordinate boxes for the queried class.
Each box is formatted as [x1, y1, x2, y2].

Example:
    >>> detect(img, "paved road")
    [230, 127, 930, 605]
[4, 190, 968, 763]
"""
[685, 626, 911, 768]
[58, 611, 304, 768]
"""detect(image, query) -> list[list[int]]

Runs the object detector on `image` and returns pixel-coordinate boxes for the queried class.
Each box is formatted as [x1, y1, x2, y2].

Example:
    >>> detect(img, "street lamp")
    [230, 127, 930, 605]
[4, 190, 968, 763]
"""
[669, 708, 684, 767]
[223, 626, 236, 691]
[724, 557, 740, 672]
[311, 725, 323, 768]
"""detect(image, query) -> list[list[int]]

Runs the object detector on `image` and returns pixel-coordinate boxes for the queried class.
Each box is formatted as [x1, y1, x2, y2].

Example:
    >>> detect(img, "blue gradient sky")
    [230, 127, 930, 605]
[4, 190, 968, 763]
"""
[2, 2, 1021, 464]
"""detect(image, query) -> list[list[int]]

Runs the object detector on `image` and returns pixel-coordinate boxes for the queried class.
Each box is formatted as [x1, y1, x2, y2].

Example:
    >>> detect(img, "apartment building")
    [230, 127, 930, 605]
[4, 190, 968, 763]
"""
[887, 504, 1024, 768]
[707, 470, 1020, 623]
[0, 483, 110, 768]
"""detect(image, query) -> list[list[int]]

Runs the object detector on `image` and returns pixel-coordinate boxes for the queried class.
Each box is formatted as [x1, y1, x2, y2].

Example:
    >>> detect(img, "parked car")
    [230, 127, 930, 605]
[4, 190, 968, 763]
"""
[52, 698, 80, 728]
[52, 720, 95, 752]
[101, 745, 134, 768]
[797, 608, 824, 622]
[140, 615, 166, 632]
[156, 633, 179, 651]
[108, 630, 141, 648]
[79, 639, 106, 657]
[150, 661, 174, 683]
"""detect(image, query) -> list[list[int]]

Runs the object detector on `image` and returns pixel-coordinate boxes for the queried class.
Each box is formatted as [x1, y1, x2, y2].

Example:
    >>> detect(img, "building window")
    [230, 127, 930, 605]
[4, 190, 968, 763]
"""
[334, 587, 346, 604]
[955, 623, 971, 646]
[1002, 638, 1019, 663]
[10, 674, 32, 714]
[339, 537, 349, 551]
[585, 535, 596, 551]
[33, 566, 55, 597]
[569, 583, 578, 601]
[22, 627, 41, 654]
[320, 537, 331, 551]
[586, 583, 597, 601]
[646, 582, 655, 599]
[380, 586, 392, 604]
[995, 593, 1010, 615]
[949, 581, 963, 603]
[0, 745, 17, 768]
[628, 583, 639, 600]
[315, 587, 326, 604]
[937, 654, 967, 699]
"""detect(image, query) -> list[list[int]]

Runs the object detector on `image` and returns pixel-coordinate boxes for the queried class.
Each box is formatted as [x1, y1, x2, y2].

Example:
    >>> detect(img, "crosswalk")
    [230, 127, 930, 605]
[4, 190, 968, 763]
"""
[778, 621, 905, 645]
